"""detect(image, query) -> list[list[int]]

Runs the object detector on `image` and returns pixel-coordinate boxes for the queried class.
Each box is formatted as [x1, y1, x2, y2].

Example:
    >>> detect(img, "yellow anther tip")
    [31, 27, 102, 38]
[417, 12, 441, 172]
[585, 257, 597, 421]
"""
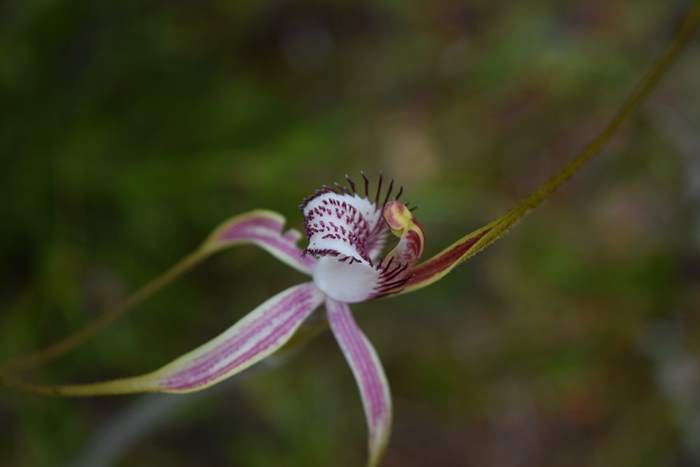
[383, 201, 413, 234]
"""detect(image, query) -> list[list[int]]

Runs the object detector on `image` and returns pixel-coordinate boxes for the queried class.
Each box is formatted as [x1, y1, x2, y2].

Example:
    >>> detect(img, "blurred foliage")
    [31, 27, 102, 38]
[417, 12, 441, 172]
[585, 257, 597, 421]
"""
[1, 0, 700, 466]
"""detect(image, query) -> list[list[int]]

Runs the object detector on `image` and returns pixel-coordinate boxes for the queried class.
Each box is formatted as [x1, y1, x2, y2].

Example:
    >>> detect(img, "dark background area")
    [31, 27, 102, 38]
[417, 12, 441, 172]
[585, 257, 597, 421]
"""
[1, 1, 700, 466]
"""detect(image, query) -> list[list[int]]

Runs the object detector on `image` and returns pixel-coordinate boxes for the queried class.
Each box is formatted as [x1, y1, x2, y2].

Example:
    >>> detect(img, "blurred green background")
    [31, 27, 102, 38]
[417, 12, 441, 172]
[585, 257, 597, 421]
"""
[2, 1, 700, 466]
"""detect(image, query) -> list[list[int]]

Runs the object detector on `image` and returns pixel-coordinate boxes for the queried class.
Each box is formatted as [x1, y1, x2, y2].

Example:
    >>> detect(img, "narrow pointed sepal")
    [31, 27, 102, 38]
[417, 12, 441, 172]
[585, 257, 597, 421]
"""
[23, 283, 324, 396]
[326, 299, 392, 467]
[395, 1, 700, 297]
[203, 209, 316, 274]
[399, 222, 495, 295]
[0, 210, 315, 376]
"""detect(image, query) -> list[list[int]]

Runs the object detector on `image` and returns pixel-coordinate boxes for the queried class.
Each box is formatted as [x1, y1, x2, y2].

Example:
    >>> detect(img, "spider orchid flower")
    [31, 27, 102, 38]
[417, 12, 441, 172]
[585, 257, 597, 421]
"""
[15, 175, 457, 467]
[3, 8, 700, 466]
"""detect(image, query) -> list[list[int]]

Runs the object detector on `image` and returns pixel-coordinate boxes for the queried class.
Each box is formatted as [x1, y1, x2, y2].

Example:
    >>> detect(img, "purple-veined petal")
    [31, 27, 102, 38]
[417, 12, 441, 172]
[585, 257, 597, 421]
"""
[204, 209, 316, 275]
[29, 283, 324, 396]
[326, 299, 391, 467]
[0, 210, 314, 376]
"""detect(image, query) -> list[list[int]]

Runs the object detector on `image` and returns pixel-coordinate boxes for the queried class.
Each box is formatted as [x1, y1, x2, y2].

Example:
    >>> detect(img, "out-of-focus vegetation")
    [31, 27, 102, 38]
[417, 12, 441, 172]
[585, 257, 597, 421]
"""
[2, 1, 700, 466]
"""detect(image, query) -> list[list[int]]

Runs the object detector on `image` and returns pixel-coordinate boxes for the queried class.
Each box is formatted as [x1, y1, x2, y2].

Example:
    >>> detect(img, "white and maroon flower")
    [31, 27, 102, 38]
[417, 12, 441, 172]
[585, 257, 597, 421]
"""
[7, 15, 697, 462]
[34, 174, 492, 467]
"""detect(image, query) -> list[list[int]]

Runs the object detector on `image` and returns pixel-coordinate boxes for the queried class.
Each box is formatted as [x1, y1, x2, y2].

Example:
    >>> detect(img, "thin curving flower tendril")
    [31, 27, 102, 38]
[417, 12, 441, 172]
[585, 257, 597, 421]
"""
[2, 4, 699, 466]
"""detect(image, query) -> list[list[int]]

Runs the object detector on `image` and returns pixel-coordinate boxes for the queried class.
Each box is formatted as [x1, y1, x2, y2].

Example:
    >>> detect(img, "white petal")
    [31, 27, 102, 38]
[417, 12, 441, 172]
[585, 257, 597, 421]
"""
[312, 256, 379, 303]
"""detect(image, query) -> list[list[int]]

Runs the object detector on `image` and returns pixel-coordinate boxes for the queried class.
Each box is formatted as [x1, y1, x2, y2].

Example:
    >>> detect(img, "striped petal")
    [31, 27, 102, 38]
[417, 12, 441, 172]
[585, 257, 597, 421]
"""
[204, 209, 316, 275]
[28, 283, 324, 396]
[326, 299, 391, 467]
[0, 210, 315, 376]
[399, 222, 494, 295]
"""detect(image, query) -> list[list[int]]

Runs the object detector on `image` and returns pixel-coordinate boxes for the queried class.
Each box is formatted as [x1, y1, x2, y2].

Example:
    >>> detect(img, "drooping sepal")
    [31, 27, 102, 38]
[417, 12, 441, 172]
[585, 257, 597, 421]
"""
[18, 283, 324, 396]
[326, 299, 392, 467]
[0, 210, 317, 376]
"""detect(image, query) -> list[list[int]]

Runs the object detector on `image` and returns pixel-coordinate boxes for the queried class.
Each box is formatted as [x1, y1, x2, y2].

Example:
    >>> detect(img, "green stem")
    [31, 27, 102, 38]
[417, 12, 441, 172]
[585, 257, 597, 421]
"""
[467, 2, 700, 258]
[0, 316, 329, 398]
[0, 248, 208, 376]
[398, 3, 700, 296]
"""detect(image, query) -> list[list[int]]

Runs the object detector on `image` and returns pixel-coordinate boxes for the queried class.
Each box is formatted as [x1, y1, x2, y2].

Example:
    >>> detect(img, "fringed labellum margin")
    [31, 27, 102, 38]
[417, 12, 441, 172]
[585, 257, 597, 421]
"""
[302, 174, 425, 303]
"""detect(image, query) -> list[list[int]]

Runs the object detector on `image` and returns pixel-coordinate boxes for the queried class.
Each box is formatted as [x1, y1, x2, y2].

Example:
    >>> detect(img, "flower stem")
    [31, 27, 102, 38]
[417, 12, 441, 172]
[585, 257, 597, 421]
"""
[0, 248, 208, 376]
[403, 2, 700, 294]
[471, 2, 700, 256]
[482, 0, 700, 248]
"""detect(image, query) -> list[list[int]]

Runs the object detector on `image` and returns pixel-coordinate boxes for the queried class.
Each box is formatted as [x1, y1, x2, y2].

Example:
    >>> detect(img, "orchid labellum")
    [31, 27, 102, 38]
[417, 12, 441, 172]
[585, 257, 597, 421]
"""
[2, 6, 699, 467]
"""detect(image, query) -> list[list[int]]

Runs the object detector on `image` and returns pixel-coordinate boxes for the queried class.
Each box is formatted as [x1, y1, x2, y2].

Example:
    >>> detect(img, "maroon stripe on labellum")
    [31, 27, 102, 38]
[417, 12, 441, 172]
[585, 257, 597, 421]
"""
[380, 263, 409, 282]
[301, 174, 403, 263]
[305, 248, 343, 258]
[299, 187, 335, 211]
[302, 194, 375, 262]
[372, 261, 412, 298]
[301, 174, 424, 300]
[374, 277, 411, 297]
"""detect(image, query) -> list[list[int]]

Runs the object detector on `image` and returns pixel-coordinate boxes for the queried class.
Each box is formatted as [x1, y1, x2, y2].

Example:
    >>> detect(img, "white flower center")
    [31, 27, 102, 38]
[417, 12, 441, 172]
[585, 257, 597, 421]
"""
[301, 175, 422, 302]
[312, 256, 380, 303]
